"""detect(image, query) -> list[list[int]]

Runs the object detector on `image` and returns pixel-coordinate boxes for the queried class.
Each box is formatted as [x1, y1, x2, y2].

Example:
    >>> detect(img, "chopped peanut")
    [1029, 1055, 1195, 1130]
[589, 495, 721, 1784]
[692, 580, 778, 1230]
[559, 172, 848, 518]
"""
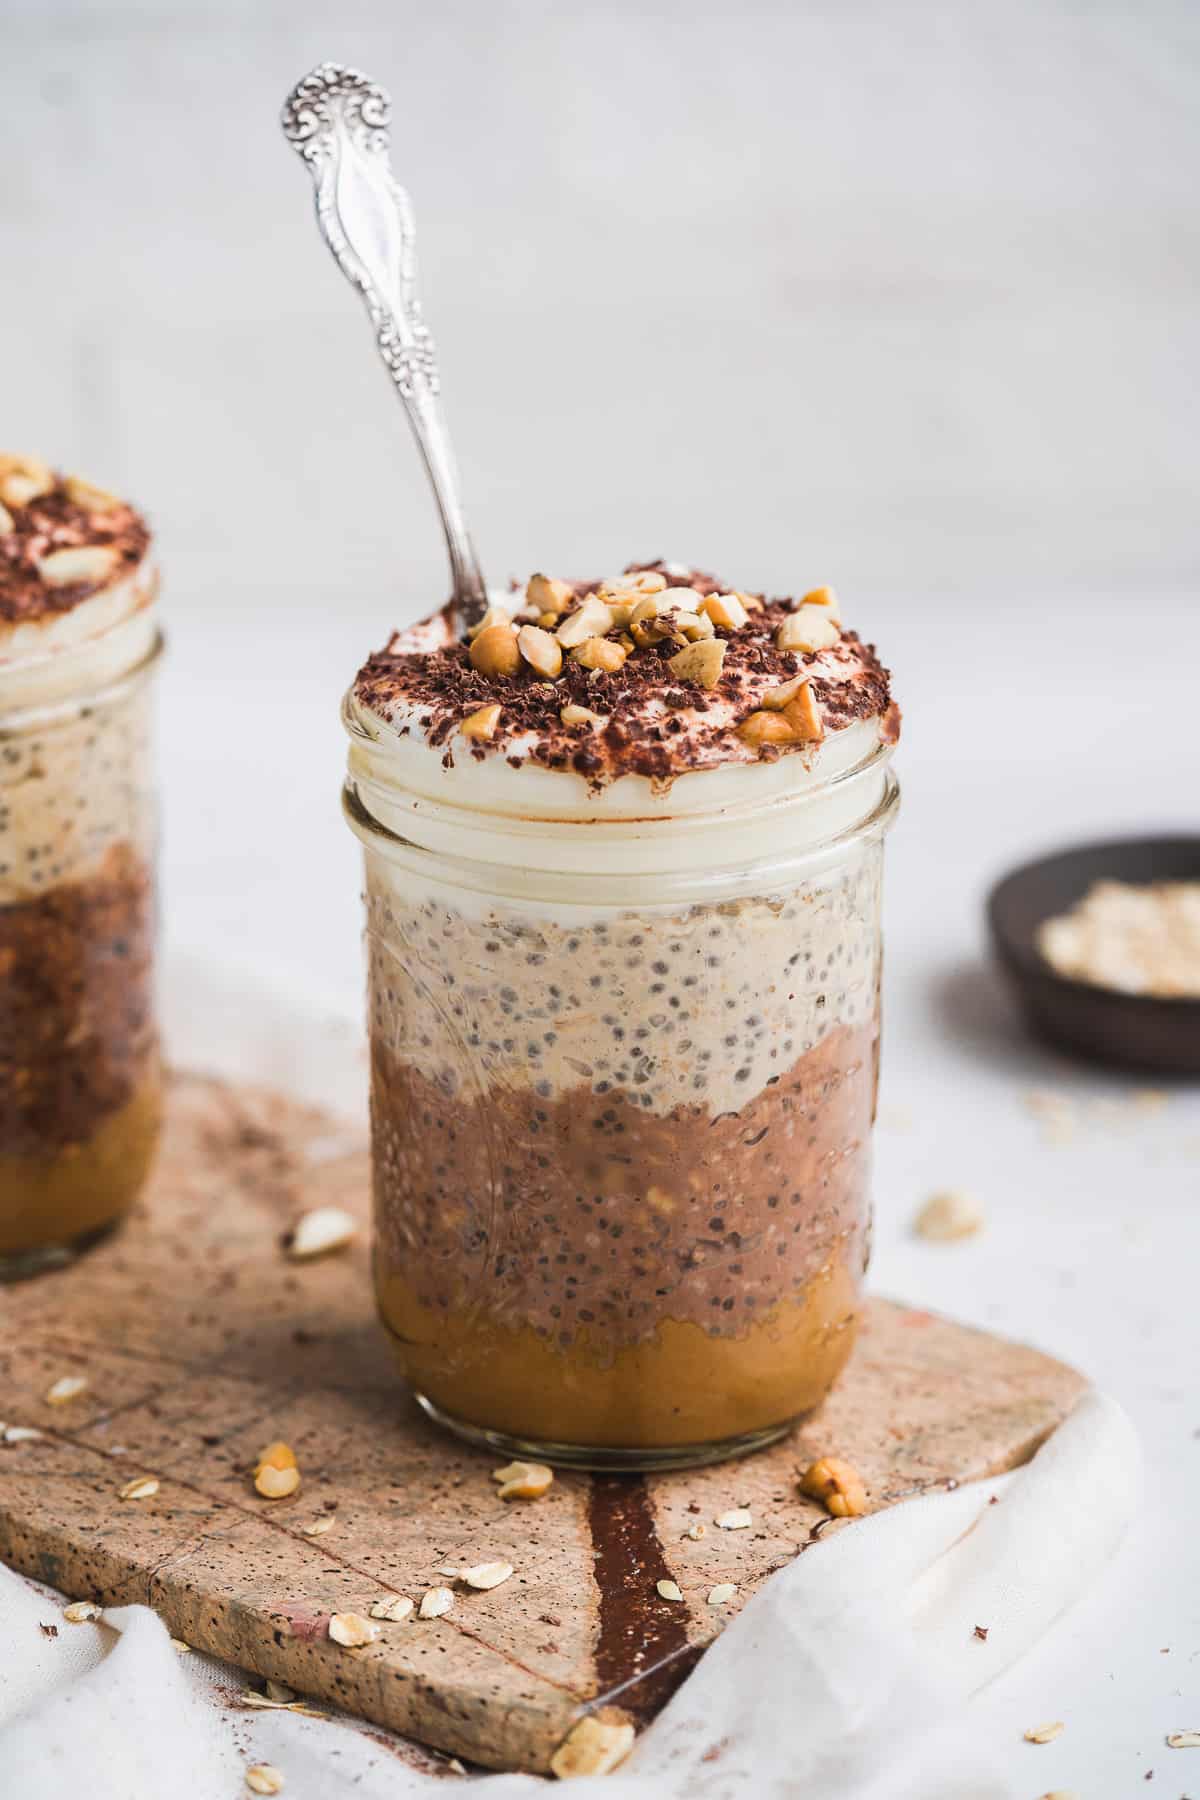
[737, 710, 796, 747]
[465, 603, 512, 639]
[468, 623, 521, 678]
[517, 624, 564, 679]
[461, 703, 502, 742]
[36, 545, 119, 589]
[776, 605, 840, 654]
[699, 591, 749, 630]
[799, 1456, 867, 1517]
[783, 684, 824, 743]
[555, 596, 614, 648]
[526, 572, 574, 613]
[800, 585, 841, 620]
[571, 636, 627, 673]
[667, 639, 726, 690]
[761, 672, 811, 710]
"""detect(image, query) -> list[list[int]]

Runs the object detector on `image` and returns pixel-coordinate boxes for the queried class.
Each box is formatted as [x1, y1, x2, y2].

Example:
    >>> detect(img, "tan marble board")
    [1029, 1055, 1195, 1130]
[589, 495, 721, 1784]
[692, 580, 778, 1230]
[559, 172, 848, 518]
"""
[0, 1075, 1086, 1774]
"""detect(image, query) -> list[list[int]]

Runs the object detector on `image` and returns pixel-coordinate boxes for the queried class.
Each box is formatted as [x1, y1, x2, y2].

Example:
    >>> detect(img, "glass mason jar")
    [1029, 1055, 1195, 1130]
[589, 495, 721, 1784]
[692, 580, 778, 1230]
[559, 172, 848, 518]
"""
[345, 707, 898, 1469]
[0, 530, 162, 1279]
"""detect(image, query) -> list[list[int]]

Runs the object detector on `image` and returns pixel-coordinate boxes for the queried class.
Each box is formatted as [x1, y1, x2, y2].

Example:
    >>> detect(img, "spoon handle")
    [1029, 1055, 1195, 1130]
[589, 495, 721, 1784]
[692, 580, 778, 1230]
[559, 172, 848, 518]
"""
[282, 63, 489, 621]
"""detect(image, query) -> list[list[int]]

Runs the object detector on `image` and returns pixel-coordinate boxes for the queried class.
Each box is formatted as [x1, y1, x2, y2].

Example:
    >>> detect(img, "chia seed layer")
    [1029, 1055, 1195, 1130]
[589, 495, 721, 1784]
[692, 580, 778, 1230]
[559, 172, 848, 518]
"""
[0, 676, 156, 905]
[365, 854, 882, 1117]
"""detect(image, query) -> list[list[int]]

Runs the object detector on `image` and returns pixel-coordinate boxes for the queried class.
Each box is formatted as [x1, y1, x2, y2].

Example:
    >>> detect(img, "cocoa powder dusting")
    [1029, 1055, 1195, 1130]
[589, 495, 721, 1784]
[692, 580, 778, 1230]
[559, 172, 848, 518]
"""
[0, 478, 150, 623]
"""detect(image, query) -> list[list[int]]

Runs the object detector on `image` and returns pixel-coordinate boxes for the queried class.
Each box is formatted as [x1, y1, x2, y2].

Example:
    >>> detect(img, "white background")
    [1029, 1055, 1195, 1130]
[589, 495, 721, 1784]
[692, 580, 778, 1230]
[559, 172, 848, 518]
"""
[4, 2, 1200, 1792]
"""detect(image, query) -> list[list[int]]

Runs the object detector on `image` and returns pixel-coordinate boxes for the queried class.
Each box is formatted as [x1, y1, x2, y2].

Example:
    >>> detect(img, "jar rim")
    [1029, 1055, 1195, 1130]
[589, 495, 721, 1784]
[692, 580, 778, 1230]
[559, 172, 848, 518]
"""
[345, 761, 899, 903]
[0, 622, 164, 733]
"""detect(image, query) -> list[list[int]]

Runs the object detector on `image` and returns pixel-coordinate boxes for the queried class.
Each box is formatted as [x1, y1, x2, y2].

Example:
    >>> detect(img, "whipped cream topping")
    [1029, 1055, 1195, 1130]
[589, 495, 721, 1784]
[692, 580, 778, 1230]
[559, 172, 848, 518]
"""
[0, 457, 152, 662]
[352, 562, 897, 797]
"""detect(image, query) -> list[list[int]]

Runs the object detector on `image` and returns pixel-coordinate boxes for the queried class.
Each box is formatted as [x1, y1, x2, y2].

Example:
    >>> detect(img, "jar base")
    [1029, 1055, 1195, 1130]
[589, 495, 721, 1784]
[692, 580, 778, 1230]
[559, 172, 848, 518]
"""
[413, 1390, 796, 1472]
[0, 1218, 121, 1285]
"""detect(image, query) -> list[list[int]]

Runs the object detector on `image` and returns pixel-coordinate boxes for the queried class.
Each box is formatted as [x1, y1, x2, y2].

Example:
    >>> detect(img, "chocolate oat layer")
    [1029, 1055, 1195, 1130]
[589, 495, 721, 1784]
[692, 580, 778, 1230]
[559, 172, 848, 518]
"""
[0, 842, 157, 1156]
[371, 1019, 874, 1354]
[353, 563, 898, 788]
[0, 455, 150, 626]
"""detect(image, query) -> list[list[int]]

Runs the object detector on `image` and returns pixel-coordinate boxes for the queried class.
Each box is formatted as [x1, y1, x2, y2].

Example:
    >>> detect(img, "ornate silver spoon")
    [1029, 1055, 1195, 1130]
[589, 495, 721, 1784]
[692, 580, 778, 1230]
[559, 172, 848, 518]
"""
[281, 62, 489, 623]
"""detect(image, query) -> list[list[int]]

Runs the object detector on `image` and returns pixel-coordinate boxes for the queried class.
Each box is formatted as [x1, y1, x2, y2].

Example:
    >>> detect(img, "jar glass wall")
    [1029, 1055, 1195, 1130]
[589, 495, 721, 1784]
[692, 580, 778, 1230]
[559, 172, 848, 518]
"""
[0, 624, 162, 1278]
[346, 725, 897, 1469]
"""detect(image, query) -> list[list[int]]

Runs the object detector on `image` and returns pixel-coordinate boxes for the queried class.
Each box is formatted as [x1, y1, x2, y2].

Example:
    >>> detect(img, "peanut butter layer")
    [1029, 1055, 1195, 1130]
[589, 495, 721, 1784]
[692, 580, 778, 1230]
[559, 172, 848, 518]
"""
[0, 1071, 161, 1259]
[379, 1264, 861, 1449]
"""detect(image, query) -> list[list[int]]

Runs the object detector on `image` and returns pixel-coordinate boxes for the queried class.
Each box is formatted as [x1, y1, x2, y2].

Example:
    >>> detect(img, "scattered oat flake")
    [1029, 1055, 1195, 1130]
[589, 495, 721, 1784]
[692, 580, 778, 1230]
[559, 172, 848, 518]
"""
[463, 1561, 514, 1591]
[240, 1691, 292, 1710]
[171, 1639, 192, 1654]
[715, 1508, 753, 1530]
[328, 1612, 379, 1648]
[63, 1601, 102, 1624]
[369, 1595, 414, 1622]
[255, 1463, 300, 1500]
[245, 1766, 285, 1795]
[118, 1476, 159, 1501]
[4, 1426, 44, 1444]
[1024, 1720, 1065, 1744]
[447, 1759, 467, 1775]
[301, 1516, 333, 1536]
[492, 1460, 554, 1500]
[287, 1206, 356, 1259]
[914, 1189, 984, 1241]
[656, 1579, 683, 1602]
[707, 1584, 737, 1607]
[46, 1376, 88, 1405]
[419, 1586, 454, 1619]
[549, 1715, 635, 1779]
[265, 1679, 296, 1704]
[1167, 1731, 1200, 1748]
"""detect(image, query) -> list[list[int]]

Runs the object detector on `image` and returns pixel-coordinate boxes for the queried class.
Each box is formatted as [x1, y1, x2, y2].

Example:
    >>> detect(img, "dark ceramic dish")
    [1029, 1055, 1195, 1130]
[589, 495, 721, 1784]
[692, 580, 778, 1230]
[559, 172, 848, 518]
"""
[988, 836, 1200, 1075]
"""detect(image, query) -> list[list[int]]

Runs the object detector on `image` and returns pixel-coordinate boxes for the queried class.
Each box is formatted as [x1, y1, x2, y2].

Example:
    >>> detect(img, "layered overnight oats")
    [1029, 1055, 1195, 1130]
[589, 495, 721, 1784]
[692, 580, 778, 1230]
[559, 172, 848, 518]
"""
[345, 564, 899, 1466]
[0, 456, 162, 1277]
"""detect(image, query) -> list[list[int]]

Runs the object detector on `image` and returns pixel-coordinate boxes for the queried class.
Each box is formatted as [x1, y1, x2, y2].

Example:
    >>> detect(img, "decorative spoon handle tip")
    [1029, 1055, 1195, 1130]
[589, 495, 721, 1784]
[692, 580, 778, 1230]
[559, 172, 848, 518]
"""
[282, 62, 488, 620]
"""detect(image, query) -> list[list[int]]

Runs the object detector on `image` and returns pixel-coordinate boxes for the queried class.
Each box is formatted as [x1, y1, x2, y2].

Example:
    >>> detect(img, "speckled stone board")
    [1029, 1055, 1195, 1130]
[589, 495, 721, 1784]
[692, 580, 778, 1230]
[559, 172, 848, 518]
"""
[0, 1074, 1086, 1775]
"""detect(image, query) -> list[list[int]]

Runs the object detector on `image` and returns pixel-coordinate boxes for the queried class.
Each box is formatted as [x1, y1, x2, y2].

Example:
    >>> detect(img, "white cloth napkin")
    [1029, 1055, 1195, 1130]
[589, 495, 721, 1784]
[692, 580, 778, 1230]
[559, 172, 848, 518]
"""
[0, 1389, 1138, 1798]
[0, 957, 1143, 1794]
